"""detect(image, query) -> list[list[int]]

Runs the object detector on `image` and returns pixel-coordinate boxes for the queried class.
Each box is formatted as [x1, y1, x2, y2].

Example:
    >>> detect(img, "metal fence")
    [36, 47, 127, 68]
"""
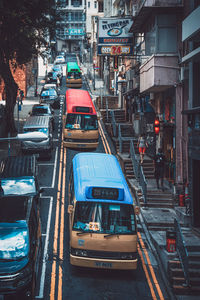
[130, 140, 147, 204]
[174, 218, 190, 287]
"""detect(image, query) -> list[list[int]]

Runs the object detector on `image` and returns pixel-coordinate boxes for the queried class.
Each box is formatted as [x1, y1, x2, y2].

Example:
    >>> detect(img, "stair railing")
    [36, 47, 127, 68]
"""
[110, 110, 117, 137]
[106, 97, 109, 122]
[130, 140, 147, 204]
[118, 124, 122, 153]
[174, 218, 190, 287]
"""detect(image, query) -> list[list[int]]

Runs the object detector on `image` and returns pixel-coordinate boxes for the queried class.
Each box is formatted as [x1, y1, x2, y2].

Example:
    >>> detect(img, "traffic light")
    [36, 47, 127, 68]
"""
[154, 118, 160, 135]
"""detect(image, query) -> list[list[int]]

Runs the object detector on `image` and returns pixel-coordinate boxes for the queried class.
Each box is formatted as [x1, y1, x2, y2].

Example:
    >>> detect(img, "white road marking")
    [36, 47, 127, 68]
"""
[51, 147, 58, 188]
[35, 196, 53, 299]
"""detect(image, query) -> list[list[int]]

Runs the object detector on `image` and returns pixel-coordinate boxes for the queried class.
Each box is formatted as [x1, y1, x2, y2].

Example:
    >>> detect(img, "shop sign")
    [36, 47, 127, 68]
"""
[98, 17, 133, 44]
[98, 45, 133, 56]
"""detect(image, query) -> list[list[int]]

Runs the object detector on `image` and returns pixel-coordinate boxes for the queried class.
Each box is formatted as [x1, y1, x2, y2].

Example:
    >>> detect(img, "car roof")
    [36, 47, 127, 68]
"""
[24, 115, 50, 129]
[0, 155, 36, 178]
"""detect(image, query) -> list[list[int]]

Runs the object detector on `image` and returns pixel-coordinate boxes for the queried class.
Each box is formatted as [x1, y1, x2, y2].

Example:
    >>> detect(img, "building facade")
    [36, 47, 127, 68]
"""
[55, 0, 86, 53]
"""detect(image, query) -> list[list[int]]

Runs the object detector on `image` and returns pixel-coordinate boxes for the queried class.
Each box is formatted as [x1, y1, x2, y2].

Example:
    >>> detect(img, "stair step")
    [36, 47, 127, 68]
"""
[172, 276, 200, 286]
[170, 268, 200, 277]
[172, 284, 200, 295]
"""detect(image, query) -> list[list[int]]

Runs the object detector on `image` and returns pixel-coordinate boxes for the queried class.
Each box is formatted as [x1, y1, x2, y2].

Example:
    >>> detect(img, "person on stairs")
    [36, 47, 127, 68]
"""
[137, 133, 148, 164]
[154, 148, 166, 191]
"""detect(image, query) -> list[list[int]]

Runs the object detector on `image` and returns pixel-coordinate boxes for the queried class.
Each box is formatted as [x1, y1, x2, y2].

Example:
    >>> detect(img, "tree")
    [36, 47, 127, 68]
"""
[0, 0, 57, 134]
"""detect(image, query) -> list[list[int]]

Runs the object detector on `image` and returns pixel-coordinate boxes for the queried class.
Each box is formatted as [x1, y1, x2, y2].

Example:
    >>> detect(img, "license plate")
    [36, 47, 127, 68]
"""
[94, 262, 112, 268]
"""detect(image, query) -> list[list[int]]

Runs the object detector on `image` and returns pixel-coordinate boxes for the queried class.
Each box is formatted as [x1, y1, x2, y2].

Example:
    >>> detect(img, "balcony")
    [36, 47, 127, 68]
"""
[139, 54, 179, 93]
[130, 0, 183, 33]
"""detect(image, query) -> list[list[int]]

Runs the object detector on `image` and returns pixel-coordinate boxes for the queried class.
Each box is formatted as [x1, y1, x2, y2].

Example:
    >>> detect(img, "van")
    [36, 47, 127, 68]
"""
[21, 116, 53, 159]
[0, 156, 43, 299]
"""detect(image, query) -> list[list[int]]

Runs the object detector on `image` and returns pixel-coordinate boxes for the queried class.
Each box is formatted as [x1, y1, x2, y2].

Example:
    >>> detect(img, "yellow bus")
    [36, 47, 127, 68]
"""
[66, 62, 82, 88]
[63, 89, 99, 150]
[68, 153, 139, 270]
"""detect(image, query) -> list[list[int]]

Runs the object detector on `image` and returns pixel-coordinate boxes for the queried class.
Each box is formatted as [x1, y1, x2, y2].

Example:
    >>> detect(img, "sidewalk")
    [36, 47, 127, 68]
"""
[85, 71, 200, 298]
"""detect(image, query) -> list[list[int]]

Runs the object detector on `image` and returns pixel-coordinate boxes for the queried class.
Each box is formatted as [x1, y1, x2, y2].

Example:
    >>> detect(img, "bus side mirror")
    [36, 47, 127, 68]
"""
[68, 205, 74, 214]
[134, 206, 140, 215]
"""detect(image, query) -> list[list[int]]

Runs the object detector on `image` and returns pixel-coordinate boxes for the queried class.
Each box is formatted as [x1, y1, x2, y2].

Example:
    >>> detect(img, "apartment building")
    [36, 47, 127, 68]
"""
[181, 1, 200, 227]
[55, 0, 86, 53]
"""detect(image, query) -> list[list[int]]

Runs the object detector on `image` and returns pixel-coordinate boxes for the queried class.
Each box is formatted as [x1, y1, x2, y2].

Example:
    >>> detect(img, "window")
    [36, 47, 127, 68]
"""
[88, 1, 90, 8]
[98, 1, 103, 12]
[94, 1, 97, 9]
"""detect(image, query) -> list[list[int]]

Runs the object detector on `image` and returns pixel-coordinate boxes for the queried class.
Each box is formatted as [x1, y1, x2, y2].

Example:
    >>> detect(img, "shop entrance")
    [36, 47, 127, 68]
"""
[193, 159, 200, 227]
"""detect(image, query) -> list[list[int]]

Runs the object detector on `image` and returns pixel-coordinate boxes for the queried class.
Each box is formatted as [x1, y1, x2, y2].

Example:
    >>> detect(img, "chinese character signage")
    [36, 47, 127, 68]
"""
[98, 17, 133, 56]
[66, 28, 84, 36]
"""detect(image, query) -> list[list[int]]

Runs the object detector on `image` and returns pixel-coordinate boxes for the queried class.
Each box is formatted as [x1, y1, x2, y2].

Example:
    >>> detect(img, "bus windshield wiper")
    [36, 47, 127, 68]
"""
[76, 230, 93, 236]
[104, 232, 123, 238]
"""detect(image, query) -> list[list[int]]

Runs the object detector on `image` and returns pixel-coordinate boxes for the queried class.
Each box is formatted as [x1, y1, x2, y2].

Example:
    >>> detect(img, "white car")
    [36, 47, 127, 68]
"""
[55, 55, 65, 64]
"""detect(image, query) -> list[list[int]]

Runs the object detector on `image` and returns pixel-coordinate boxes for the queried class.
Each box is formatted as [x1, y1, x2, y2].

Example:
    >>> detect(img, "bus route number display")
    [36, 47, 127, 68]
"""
[92, 187, 119, 200]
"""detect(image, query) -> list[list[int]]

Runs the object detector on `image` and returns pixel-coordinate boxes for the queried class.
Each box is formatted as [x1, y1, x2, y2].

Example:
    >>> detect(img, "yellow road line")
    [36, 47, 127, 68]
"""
[138, 232, 165, 300]
[58, 147, 67, 300]
[137, 243, 157, 300]
[98, 120, 111, 154]
[50, 140, 64, 300]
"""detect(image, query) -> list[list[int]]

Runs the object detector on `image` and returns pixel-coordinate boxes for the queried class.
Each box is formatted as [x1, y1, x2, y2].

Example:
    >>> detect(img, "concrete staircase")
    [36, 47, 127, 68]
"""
[168, 245, 200, 295]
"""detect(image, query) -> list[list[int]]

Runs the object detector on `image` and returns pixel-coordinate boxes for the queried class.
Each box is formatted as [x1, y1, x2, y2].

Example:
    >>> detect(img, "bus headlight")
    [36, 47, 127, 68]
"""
[71, 248, 88, 257]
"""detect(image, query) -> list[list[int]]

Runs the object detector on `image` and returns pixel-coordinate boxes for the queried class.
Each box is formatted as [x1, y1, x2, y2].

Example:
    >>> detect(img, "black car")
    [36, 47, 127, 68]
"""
[40, 88, 60, 109]
[29, 104, 55, 130]
[0, 156, 43, 299]
[45, 71, 58, 84]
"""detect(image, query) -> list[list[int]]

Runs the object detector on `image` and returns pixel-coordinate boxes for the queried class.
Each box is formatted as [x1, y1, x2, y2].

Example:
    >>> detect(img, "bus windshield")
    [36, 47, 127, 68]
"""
[67, 72, 81, 79]
[65, 113, 98, 130]
[73, 202, 136, 234]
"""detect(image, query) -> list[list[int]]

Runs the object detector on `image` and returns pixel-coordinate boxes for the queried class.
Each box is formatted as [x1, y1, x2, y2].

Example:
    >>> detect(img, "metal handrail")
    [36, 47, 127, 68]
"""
[138, 165, 147, 204]
[110, 110, 117, 137]
[106, 97, 109, 122]
[174, 218, 190, 287]
[130, 140, 147, 204]
[118, 124, 122, 153]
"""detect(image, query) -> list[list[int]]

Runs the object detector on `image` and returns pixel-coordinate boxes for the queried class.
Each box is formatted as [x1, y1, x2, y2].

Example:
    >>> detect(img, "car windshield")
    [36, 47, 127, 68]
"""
[32, 107, 49, 115]
[53, 66, 61, 71]
[0, 221, 29, 260]
[65, 113, 98, 130]
[41, 89, 57, 97]
[24, 128, 48, 135]
[0, 176, 36, 196]
[73, 202, 136, 234]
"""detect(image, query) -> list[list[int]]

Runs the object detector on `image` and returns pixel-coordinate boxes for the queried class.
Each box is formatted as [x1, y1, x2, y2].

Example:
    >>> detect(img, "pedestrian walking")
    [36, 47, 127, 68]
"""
[19, 89, 24, 104]
[154, 148, 166, 191]
[137, 133, 148, 164]
[56, 76, 60, 88]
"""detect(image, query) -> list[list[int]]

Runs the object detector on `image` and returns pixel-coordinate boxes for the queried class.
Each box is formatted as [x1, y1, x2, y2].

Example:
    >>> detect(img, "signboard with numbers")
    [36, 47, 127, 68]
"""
[97, 17, 133, 56]
[98, 45, 133, 56]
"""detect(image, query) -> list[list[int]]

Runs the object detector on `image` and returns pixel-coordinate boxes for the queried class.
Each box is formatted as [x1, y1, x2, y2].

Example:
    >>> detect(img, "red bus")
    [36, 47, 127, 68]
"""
[63, 89, 99, 149]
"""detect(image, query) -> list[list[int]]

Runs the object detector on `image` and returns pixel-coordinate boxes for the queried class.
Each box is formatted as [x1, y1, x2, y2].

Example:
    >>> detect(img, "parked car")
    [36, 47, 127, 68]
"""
[0, 155, 43, 299]
[52, 64, 63, 81]
[40, 88, 60, 109]
[21, 116, 53, 159]
[45, 71, 58, 84]
[54, 55, 65, 64]
[29, 104, 55, 130]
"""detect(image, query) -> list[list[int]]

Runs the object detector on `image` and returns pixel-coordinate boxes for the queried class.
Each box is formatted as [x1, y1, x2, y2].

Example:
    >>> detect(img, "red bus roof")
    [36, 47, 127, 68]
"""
[66, 89, 97, 115]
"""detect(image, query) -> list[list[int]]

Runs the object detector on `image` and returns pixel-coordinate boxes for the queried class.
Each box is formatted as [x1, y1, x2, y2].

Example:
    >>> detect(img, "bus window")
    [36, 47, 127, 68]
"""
[73, 202, 136, 234]
[65, 114, 98, 130]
